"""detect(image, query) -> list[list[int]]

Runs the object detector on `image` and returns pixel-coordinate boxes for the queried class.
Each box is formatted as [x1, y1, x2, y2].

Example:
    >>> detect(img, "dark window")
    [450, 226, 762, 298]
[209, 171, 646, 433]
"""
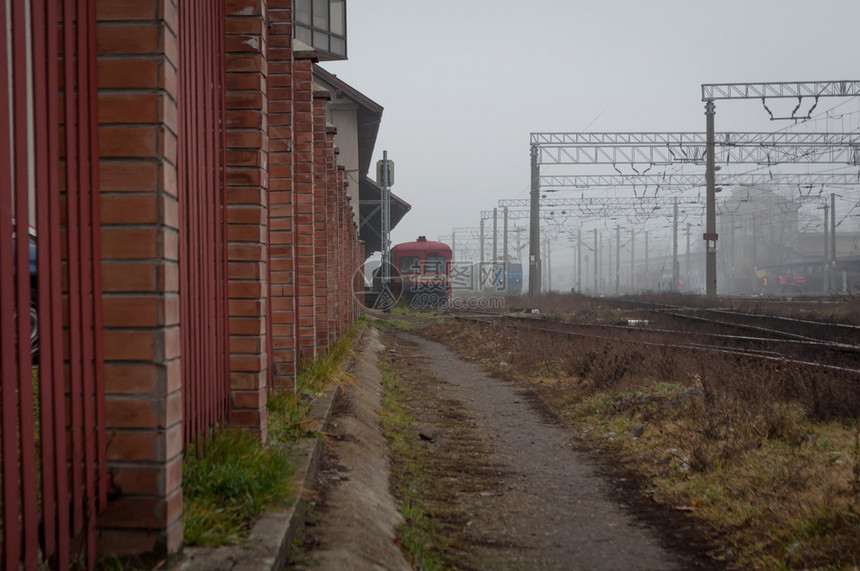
[399, 256, 420, 275]
[426, 256, 446, 274]
[294, 0, 347, 60]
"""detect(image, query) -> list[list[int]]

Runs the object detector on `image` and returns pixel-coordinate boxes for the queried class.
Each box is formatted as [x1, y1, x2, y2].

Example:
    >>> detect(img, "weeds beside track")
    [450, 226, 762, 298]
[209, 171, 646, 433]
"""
[425, 294, 860, 568]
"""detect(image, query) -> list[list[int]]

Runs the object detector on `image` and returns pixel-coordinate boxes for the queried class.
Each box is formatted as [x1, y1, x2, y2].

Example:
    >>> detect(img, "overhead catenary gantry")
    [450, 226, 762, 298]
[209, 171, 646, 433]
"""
[701, 80, 860, 103]
[540, 173, 860, 189]
[447, 226, 481, 263]
[484, 200, 691, 296]
[533, 132, 859, 166]
[497, 197, 699, 222]
[700, 80, 860, 296]
[528, 80, 860, 296]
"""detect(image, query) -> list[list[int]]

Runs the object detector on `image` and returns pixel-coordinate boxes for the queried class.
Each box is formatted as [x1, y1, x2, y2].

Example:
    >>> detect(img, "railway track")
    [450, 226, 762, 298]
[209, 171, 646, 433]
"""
[449, 305, 860, 377]
[611, 297, 860, 346]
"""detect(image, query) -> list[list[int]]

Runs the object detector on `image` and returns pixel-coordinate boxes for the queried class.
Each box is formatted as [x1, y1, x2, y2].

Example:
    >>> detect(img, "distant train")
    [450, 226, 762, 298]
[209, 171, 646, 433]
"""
[470, 261, 523, 295]
[388, 236, 452, 306]
[507, 262, 523, 295]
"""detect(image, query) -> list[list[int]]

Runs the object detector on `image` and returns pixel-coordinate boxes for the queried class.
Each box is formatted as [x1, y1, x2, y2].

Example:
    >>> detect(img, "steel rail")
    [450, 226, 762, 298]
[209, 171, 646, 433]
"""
[454, 314, 860, 376]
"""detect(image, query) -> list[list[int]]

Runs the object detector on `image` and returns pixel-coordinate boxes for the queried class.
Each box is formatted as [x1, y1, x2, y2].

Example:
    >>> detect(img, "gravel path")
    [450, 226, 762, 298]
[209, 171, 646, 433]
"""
[398, 331, 687, 570]
[291, 326, 713, 570]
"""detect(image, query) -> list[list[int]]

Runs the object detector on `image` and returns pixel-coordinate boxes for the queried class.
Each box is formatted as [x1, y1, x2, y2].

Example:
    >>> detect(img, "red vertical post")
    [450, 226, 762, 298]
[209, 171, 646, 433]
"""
[0, 0, 20, 564]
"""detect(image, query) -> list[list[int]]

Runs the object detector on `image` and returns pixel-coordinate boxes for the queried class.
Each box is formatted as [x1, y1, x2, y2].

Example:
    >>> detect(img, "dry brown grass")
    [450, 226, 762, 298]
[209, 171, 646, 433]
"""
[423, 316, 860, 569]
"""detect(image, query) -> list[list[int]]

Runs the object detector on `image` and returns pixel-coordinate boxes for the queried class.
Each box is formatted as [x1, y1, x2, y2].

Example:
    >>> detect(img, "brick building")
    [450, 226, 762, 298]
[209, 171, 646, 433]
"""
[0, 0, 402, 567]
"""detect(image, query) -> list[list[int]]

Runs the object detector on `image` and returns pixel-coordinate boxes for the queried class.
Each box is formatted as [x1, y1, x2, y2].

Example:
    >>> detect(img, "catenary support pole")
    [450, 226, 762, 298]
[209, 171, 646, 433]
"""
[545, 237, 552, 291]
[630, 229, 635, 291]
[672, 199, 679, 292]
[528, 145, 541, 295]
[503, 207, 509, 289]
[831, 193, 837, 292]
[479, 217, 485, 265]
[593, 228, 598, 294]
[686, 222, 691, 290]
[577, 228, 582, 293]
[615, 225, 620, 295]
[823, 200, 829, 293]
[705, 101, 717, 297]
[492, 207, 498, 263]
[645, 230, 649, 289]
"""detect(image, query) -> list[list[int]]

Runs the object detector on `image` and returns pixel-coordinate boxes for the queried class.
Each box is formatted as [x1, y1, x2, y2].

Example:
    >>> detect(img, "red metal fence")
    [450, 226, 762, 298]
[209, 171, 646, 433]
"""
[1, 0, 105, 569]
[179, 0, 231, 448]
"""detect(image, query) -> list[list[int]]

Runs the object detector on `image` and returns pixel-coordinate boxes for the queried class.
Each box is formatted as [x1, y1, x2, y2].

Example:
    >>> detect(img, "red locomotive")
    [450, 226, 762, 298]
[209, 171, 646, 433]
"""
[390, 236, 452, 305]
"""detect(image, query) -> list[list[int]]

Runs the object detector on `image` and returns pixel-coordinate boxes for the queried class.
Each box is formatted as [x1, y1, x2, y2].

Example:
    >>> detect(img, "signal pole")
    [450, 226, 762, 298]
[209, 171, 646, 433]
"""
[380, 150, 392, 287]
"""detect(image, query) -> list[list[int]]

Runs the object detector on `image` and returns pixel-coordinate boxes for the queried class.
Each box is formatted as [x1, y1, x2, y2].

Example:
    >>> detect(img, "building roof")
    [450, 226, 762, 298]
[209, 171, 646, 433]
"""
[313, 65, 383, 176]
[314, 65, 411, 258]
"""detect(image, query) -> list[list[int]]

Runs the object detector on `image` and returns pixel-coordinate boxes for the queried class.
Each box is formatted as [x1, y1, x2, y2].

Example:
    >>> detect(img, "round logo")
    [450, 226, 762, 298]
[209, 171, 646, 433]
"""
[352, 260, 402, 311]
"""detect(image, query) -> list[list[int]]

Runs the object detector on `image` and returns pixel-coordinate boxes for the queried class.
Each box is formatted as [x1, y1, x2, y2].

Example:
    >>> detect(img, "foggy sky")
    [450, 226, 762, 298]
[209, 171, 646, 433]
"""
[321, 0, 860, 261]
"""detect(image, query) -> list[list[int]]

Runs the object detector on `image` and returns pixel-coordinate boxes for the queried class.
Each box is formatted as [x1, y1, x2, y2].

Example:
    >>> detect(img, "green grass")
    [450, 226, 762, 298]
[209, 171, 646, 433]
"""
[184, 322, 363, 546]
[378, 359, 448, 571]
[182, 429, 295, 546]
[268, 324, 360, 443]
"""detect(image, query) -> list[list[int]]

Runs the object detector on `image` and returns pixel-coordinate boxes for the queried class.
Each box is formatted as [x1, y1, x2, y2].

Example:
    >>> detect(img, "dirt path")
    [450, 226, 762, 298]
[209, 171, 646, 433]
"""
[291, 326, 716, 569]
[394, 330, 705, 570]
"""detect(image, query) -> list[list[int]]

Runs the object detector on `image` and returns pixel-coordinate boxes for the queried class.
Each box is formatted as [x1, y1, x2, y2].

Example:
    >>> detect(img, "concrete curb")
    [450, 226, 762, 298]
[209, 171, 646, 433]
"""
[178, 356, 352, 570]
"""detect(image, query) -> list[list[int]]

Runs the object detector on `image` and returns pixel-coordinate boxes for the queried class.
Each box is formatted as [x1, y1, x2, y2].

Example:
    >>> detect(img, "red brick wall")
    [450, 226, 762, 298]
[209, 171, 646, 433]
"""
[92, 0, 370, 560]
[267, 0, 298, 389]
[225, 0, 269, 433]
[293, 48, 317, 362]
[312, 91, 330, 351]
[96, 0, 183, 557]
[337, 167, 349, 333]
[327, 136, 340, 340]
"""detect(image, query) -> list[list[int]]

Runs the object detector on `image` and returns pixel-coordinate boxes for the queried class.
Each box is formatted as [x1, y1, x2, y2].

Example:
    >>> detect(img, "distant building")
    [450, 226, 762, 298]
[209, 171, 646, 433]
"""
[718, 186, 860, 294]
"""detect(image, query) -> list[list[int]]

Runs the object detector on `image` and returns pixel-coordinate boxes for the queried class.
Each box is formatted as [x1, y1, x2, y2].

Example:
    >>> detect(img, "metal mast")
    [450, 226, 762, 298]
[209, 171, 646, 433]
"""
[699, 80, 860, 296]
[529, 144, 541, 295]
[381, 150, 392, 286]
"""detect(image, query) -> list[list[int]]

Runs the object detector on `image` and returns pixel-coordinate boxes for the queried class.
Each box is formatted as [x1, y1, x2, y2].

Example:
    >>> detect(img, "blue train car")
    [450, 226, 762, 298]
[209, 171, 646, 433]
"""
[507, 262, 523, 295]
